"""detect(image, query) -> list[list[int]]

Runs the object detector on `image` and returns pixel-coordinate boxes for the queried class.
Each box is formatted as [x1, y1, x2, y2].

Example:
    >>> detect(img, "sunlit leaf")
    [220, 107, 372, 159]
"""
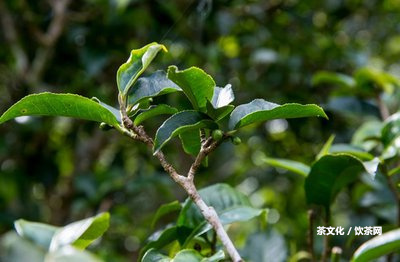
[312, 71, 356, 88]
[316, 135, 335, 160]
[229, 99, 327, 130]
[262, 157, 310, 177]
[153, 111, 217, 153]
[167, 66, 215, 111]
[50, 212, 110, 251]
[117, 42, 167, 94]
[352, 228, 400, 262]
[381, 112, 400, 147]
[14, 220, 58, 250]
[354, 67, 400, 95]
[0, 93, 120, 127]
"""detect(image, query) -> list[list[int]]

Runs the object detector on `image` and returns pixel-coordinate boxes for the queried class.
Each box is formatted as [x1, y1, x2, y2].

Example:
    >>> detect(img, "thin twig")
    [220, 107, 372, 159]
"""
[322, 212, 330, 262]
[118, 102, 243, 261]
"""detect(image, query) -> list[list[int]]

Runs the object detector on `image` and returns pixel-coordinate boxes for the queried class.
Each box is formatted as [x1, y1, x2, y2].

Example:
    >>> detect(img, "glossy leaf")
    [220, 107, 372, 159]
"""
[139, 226, 179, 260]
[305, 154, 372, 213]
[262, 157, 310, 177]
[14, 220, 58, 250]
[128, 70, 181, 106]
[381, 112, 400, 147]
[151, 200, 181, 229]
[0, 93, 120, 127]
[206, 85, 235, 120]
[50, 212, 110, 251]
[229, 99, 327, 130]
[167, 66, 215, 111]
[312, 71, 356, 88]
[177, 183, 251, 229]
[352, 228, 400, 262]
[141, 248, 170, 262]
[134, 105, 178, 126]
[153, 111, 217, 153]
[179, 129, 201, 156]
[117, 42, 167, 94]
[45, 246, 101, 262]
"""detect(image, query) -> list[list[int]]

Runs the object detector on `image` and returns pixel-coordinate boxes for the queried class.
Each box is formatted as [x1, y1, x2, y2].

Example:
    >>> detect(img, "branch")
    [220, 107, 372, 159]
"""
[118, 103, 243, 261]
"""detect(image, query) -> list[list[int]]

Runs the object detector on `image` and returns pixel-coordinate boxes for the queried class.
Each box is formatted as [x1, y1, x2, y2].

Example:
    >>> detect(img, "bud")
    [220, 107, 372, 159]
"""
[231, 136, 241, 145]
[99, 122, 113, 131]
[212, 129, 223, 141]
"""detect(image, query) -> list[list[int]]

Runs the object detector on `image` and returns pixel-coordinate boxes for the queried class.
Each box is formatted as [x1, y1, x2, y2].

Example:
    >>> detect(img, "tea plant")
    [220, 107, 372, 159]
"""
[0, 43, 327, 261]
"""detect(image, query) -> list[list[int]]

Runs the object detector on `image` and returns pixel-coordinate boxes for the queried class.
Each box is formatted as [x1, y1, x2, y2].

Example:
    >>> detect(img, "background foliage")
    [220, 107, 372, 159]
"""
[1, 0, 400, 261]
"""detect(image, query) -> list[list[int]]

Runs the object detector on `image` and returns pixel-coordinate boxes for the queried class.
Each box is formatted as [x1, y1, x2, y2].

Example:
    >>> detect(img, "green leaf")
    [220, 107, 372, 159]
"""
[45, 246, 101, 262]
[91, 97, 121, 123]
[312, 71, 356, 88]
[167, 66, 215, 111]
[351, 120, 383, 151]
[304, 154, 370, 214]
[179, 129, 201, 156]
[316, 135, 335, 160]
[0, 93, 120, 127]
[206, 85, 235, 121]
[139, 227, 179, 260]
[14, 220, 58, 250]
[134, 104, 178, 126]
[153, 111, 217, 153]
[206, 103, 234, 121]
[49, 212, 110, 251]
[355, 67, 400, 95]
[262, 157, 310, 177]
[177, 183, 251, 229]
[381, 112, 400, 147]
[228, 99, 327, 130]
[117, 42, 167, 94]
[173, 249, 203, 262]
[141, 248, 171, 262]
[352, 228, 400, 262]
[151, 200, 182, 229]
[128, 70, 181, 106]
[329, 144, 374, 160]
[0, 232, 46, 262]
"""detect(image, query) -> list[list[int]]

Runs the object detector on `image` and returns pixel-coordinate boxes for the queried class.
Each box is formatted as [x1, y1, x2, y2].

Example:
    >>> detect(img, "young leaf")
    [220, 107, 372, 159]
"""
[134, 105, 178, 126]
[304, 154, 371, 214]
[49, 212, 110, 251]
[117, 42, 167, 94]
[167, 66, 215, 112]
[0, 93, 120, 127]
[127, 70, 181, 106]
[316, 135, 335, 160]
[151, 200, 182, 229]
[153, 111, 217, 153]
[352, 228, 400, 262]
[354, 67, 400, 95]
[179, 129, 201, 156]
[228, 99, 327, 130]
[206, 84, 235, 120]
[312, 71, 356, 88]
[14, 220, 59, 250]
[262, 157, 310, 177]
[329, 144, 374, 160]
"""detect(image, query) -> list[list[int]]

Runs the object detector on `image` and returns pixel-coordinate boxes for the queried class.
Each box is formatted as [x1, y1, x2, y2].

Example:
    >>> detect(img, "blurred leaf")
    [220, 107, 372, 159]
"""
[312, 71, 355, 88]
[316, 134, 336, 160]
[50, 212, 110, 251]
[173, 249, 203, 262]
[242, 229, 287, 262]
[355, 67, 400, 95]
[167, 66, 215, 112]
[381, 112, 400, 147]
[229, 99, 327, 130]
[139, 227, 179, 260]
[45, 246, 101, 262]
[352, 228, 400, 262]
[352, 120, 383, 151]
[151, 201, 182, 229]
[0, 232, 46, 262]
[179, 129, 201, 156]
[117, 42, 167, 94]
[305, 154, 372, 214]
[325, 96, 379, 117]
[141, 248, 224, 262]
[0, 93, 120, 127]
[127, 70, 181, 107]
[329, 144, 375, 160]
[262, 157, 310, 177]
[153, 111, 217, 153]
[177, 183, 251, 229]
[142, 249, 170, 262]
[14, 220, 58, 250]
[134, 105, 178, 125]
